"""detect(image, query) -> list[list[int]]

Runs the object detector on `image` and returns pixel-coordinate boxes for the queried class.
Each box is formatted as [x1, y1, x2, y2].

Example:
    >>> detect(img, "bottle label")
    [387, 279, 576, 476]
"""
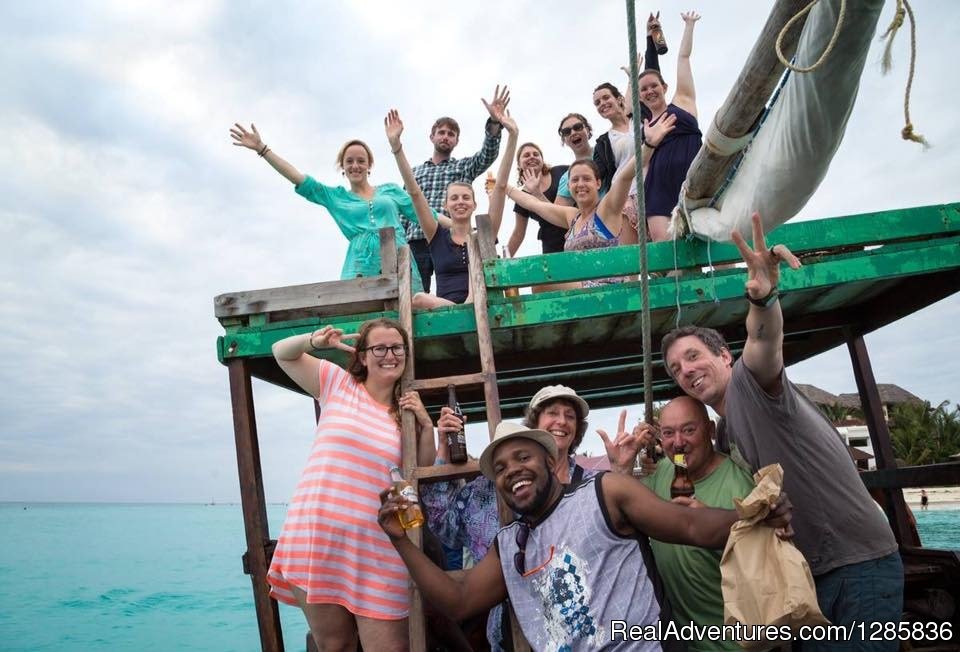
[399, 484, 419, 504]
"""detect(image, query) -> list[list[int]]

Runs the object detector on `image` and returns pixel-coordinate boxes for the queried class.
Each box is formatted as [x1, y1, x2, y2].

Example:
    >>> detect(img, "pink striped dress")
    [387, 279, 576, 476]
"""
[267, 360, 409, 619]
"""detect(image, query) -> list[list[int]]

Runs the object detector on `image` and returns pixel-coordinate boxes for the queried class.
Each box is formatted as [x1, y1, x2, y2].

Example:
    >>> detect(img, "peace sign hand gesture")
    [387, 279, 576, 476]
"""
[307, 326, 358, 354]
[730, 212, 801, 302]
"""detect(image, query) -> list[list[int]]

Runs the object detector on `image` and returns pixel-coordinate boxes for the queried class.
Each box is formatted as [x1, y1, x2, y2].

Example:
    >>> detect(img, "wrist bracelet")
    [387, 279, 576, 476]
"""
[746, 287, 779, 308]
[258, 144, 270, 157]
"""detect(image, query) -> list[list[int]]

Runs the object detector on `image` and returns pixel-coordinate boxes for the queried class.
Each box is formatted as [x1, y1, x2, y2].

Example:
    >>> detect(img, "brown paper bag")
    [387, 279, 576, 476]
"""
[720, 464, 829, 649]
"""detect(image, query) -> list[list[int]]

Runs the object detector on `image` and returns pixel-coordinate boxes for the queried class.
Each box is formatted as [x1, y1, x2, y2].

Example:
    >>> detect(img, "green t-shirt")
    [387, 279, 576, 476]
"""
[644, 455, 754, 652]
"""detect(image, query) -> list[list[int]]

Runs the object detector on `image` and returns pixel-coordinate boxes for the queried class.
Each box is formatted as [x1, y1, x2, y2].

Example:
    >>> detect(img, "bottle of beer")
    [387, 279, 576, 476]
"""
[446, 385, 469, 463]
[670, 453, 695, 499]
[389, 467, 424, 529]
[650, 13, 668, 55]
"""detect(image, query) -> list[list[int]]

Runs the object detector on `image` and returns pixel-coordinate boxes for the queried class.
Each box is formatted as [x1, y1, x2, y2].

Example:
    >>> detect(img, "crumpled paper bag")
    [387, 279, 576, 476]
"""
[720, 464, 829, 648]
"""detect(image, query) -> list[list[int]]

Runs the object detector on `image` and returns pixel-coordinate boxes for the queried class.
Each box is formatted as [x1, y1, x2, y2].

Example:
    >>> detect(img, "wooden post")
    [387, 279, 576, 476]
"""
[469, 222, 530, 652]
[228, 359, 284, 652]
[397, 243, 427, 651]
[845, 332, 918, 546]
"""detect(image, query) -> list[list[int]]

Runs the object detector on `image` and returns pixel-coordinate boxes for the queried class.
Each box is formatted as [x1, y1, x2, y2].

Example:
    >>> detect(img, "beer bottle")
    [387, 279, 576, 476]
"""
[389, 467, 424, 529]
[670, 453, 695, 499]
[446, 385, 469, 464]
[650, 13, 668, 55]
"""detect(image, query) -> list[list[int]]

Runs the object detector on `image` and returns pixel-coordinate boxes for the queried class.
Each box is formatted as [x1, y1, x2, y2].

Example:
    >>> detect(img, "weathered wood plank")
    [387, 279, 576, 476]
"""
[860, 462, 960, 490]
[379, 227, 398, 276]
[409, 372, 486, 392]
[413, 459, 482, 483]
[214, 275, 399, 319]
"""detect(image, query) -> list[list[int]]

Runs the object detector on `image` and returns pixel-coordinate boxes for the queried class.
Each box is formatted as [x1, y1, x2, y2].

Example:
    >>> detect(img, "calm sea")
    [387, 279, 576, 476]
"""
[1, 503, 957, 651]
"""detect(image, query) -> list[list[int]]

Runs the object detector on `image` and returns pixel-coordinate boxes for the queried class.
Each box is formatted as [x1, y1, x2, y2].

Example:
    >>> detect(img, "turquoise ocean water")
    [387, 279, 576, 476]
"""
[1, 503, 957, 651]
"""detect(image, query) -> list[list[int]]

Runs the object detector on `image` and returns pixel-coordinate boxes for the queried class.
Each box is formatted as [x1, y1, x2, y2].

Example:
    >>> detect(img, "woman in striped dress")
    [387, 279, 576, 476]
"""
[269, 318, 436, 650]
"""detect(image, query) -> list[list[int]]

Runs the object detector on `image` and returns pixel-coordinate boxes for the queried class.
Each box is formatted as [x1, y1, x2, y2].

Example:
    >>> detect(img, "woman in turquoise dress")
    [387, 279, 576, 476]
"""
[230, 123, 426, 291]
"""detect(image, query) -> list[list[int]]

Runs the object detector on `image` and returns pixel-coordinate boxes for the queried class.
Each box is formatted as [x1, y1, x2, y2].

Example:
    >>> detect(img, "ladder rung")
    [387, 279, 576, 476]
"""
[408, 372, 486, 392]
[413, 460, 482, 483]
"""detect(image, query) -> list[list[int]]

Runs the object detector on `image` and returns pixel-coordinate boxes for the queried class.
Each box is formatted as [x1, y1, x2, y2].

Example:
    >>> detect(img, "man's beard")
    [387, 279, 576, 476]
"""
[502, 464, 556, 517]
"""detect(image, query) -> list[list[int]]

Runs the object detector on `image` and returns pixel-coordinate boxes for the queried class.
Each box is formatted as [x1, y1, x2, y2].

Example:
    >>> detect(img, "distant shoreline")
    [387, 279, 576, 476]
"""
[903, 487, 960, 511]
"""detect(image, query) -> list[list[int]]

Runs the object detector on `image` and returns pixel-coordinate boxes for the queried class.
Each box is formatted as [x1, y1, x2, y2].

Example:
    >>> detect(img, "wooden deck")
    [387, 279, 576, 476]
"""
[216, 202, 960, 420]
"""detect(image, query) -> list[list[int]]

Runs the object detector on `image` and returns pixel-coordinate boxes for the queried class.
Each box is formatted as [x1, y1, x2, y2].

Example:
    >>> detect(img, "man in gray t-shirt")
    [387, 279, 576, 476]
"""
[662, 214, 902, 649]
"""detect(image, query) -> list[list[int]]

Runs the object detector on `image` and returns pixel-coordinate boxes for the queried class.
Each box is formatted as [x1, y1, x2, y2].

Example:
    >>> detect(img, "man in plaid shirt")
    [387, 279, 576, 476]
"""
[409, 86, 509, 292]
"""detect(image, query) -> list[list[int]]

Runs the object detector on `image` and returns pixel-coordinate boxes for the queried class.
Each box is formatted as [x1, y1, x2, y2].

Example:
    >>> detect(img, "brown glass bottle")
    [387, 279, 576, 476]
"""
[670, 453, 695, 499]
[651, 23, 668, 56]
[389, 467, 424, 529]
[446, 385, 469, 464]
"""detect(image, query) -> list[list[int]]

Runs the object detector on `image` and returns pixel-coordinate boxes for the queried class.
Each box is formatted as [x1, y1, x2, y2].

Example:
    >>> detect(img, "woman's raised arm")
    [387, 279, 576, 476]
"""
[486, 111, 519, 237]
[385, 110, 440, 243]
[672, 12, 700, 116]
[230, 123, 306, 186]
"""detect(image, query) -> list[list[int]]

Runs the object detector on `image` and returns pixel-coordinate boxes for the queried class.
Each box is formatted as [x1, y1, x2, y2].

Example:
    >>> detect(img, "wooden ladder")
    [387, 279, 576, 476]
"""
[394, 215, 530, 652]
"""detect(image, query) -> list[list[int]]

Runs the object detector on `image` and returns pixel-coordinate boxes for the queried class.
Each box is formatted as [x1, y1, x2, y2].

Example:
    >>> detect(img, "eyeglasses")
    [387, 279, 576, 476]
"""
[559, 123, 586, 137]
[513, 522, 555, 577]
[361, 344, 407, 358]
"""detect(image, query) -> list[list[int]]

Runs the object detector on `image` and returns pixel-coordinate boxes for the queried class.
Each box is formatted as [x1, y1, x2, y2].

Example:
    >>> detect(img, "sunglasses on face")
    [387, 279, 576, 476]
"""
[560, 123, 586, 137]
[361, 344, 407, 358]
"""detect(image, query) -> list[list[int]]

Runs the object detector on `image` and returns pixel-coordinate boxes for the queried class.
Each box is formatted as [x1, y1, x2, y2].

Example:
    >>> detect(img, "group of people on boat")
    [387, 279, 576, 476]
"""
[229, 9, 905, 651]
[262, 209, 902, 651]
[231, 11, 704, 307]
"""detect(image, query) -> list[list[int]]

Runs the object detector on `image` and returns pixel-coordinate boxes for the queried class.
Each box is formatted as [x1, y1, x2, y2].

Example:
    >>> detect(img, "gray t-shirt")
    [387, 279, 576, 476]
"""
[496, 476, 662, 651]
[720, 359, 897, 576]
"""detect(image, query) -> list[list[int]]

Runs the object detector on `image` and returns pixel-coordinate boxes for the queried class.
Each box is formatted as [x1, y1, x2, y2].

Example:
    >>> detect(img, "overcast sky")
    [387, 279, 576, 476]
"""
[2, 1, 958, 502]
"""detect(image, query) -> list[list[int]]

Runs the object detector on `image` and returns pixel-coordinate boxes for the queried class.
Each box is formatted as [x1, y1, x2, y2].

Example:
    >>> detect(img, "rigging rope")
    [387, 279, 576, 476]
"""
[625, 0, 654, 428]
[775, 0, 847, 73]
[879, 0, 928, 147]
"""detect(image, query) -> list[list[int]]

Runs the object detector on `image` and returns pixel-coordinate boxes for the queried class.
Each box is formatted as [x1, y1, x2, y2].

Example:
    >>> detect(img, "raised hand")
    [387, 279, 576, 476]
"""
[681, 10, 701, 24]
[399, 391, 432, 428]
[730, 212, 802, 302]
[519, 166, 541, 191]
[307, 325, 358, 354]
[384, 109, 404, 151]
[643, 112, 677, 147]
[621, 52, 645, 77]
[597, 410, 643, 475]
[499, 109, 518, 135]
[481, 84, 511, 123]
[230, 123, 264, 151]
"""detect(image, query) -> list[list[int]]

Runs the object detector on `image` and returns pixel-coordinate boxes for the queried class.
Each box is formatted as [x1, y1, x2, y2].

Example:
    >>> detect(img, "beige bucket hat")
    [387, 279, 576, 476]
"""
[479, 421, 558, 481]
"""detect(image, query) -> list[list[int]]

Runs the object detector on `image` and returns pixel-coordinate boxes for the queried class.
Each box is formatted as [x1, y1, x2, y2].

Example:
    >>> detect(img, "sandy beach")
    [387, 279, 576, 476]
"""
[902, 486, 960, 510]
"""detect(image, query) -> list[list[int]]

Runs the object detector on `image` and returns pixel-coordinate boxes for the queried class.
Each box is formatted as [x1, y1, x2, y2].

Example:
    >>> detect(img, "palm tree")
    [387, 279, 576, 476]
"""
[889, 400, 960, 465]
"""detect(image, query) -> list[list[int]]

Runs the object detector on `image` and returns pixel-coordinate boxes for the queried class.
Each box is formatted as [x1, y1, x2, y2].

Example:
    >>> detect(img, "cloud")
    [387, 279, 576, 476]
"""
[2, 0, 958, 501]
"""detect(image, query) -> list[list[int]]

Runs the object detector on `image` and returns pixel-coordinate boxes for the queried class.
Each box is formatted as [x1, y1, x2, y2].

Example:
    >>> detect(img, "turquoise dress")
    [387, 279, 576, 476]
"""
[295, 176, 427, 292]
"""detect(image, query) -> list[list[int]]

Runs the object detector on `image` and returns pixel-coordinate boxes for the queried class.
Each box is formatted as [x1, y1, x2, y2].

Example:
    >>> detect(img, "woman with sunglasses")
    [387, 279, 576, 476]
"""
[504, 143, 568, 259]
[554, 113, 595, 209]
[229, 124, 431, 292]
[639, 11, 702, 242]
[385, 94, 517, 308]
[267, 319, 436, 650]
[422, 387, 639, 650]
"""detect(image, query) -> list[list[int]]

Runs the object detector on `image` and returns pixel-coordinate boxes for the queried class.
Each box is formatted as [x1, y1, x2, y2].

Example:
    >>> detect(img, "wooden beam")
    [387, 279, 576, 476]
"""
[408, 372, 486, 392]
[685, 0, 810, 202]
[468, 231, 502, 439]
[845, 333, 919, 547]
[228, 359, 284, 652]
[413, 460, 482, 483]
[860, 462, 960, 490]
[379, 227, 398, 276]
[214, 275, 399, 319]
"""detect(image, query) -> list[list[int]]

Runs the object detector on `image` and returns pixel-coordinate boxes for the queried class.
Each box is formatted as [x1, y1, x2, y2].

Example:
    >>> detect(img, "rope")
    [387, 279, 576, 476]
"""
[879, 0, 928, 147]
[625, 0, 654, 428]
[775, 0, 847, 74]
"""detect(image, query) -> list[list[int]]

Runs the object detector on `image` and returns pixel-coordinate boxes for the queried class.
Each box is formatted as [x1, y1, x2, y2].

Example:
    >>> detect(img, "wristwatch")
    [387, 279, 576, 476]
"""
[746, 287, 779, 308]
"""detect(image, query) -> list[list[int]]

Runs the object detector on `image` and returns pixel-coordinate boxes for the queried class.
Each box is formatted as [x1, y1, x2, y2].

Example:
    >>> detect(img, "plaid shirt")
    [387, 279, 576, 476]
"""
[406, 123, 501, 241]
